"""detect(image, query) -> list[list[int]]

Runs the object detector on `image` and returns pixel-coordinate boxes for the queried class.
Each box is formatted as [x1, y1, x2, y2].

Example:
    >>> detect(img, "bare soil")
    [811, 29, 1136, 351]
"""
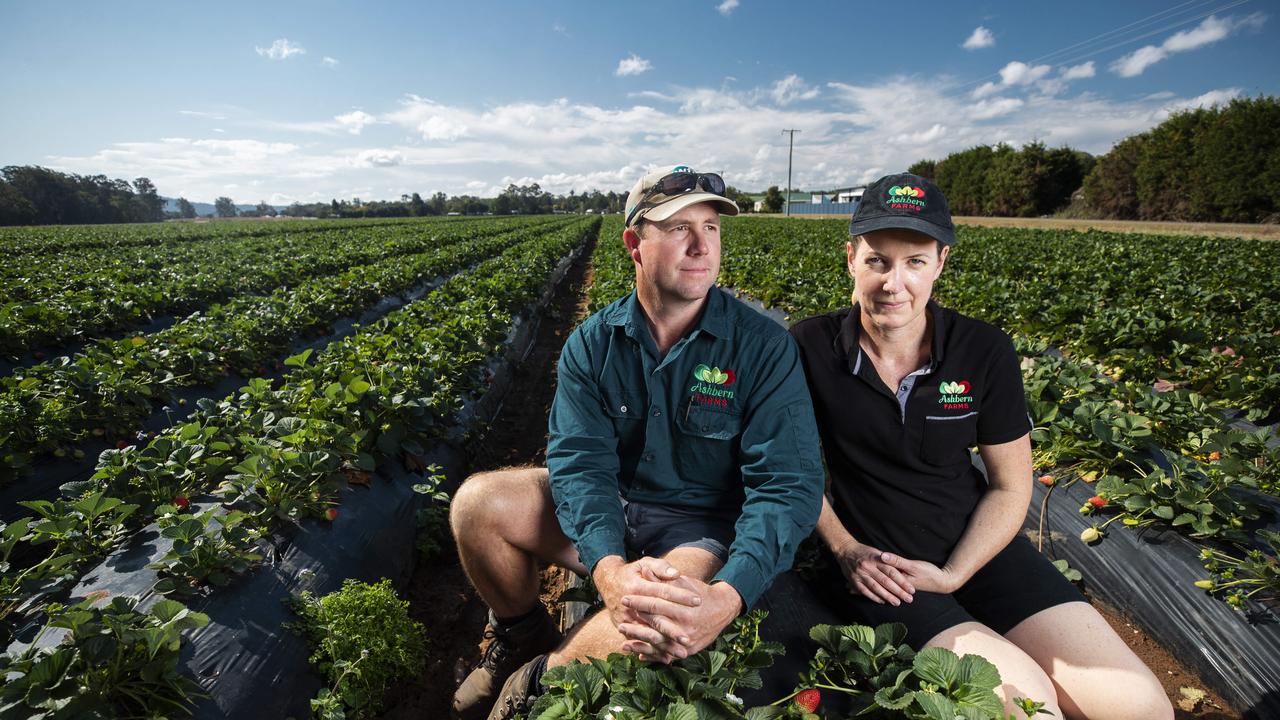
[379, 243, 1240, 719]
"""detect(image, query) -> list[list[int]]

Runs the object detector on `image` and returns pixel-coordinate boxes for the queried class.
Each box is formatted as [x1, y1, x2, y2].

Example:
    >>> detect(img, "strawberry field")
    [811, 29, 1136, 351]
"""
[1, 213, 1277, 719]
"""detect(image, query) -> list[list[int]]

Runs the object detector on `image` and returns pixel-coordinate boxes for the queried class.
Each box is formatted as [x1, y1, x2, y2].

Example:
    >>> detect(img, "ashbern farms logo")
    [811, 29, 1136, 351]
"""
[690, 363, 736, 408]
[887, 185, 926, 212]
[671, 165, 694, 173]
[938, 380, 973, 410]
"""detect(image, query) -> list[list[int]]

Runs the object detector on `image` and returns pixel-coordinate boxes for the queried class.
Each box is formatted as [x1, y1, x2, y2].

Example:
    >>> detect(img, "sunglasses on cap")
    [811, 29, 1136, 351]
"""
[625, 171, 727, 227]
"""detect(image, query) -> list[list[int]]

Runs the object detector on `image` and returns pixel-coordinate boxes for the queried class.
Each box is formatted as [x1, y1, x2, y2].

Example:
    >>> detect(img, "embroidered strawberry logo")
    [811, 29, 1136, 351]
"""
[794, 688, 820, 713]
[694, 364, 735, 385]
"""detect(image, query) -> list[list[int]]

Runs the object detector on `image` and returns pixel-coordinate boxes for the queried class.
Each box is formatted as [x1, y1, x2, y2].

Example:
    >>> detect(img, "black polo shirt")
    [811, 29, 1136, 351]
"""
[789, 301, 1031, 566]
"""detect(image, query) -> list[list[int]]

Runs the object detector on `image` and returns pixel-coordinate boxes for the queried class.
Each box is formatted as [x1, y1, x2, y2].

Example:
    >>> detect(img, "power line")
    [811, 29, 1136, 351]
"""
[947, 0, 1251, 97]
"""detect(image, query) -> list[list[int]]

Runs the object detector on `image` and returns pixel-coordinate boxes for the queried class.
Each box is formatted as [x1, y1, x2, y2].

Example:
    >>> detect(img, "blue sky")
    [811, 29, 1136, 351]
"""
[2, 0, 1276, 204]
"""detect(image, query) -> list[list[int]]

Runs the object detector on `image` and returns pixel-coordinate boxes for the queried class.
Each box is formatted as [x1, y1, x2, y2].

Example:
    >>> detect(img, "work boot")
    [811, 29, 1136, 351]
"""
[486, 654, 547, 720]
[452, 609, 561, 720]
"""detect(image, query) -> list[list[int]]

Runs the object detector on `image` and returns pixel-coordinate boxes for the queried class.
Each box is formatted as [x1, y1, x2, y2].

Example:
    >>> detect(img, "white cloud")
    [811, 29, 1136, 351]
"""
[769, 74, 819, 105]
[999, 61, 1051, 86]
[971, 60, 1054, 99]
[48, 77, 1244, 202]
[179, 110, 227, 120]
[335, 110, 376, 135]
[255, 38, 306, 60]
[322, 56, 339, 67]
[552, 22, 569, 36]
[891, 123, 946, 144]
[1060, 61, 1095, 80]
[969, 97, 1024, 120]
[963, 26, 995, 50]
[1160, 87, 1242, 115]
[1111, 13, 1267, 77]
[717, 0, 740, 16]
[353, 149, 403, 167]
[615, 54, 652, 77]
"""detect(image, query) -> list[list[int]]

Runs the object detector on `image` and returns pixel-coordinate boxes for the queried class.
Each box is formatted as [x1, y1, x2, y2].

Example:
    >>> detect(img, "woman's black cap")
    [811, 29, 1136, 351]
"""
[849, 172, 956, 245]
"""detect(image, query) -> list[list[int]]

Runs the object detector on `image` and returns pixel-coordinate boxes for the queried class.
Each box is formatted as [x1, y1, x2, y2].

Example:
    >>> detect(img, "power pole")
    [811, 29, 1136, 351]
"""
[781, 129, 800, 217]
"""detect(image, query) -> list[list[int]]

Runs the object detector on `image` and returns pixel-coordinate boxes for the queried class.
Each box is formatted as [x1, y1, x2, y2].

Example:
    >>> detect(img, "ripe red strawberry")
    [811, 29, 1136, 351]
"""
[324, 508, 339, 522]
[1038, 474, 1055, 486]
[173, 495, 190, 510]
[795, 688, 820, 713]
[1088, 495, 1108, 509]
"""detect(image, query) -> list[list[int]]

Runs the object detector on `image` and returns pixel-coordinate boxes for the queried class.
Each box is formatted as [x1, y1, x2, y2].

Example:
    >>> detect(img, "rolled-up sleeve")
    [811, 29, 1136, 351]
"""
[546, 328, 625, 574]
[713, 333, 824, 607]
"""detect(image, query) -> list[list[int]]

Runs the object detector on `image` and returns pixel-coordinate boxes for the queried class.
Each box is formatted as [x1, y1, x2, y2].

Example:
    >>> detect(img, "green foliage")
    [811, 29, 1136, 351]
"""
[762, 186, 784, 213]
[1084, 95, 1280, 222]
[931, 142, 1091, 218]
[0, 165, 165, 226]
[1081, 134, 1146, 219]
[412, 465, 451, 561]
[288, 578, 428, 719]
[907, 159, 936, 180]
[213, 196, 237, 218]
[0, 595, 208, 718]
[527, 610, 784, 720]
[799, 623, 1008, 719]
[149, 507, 265, 596]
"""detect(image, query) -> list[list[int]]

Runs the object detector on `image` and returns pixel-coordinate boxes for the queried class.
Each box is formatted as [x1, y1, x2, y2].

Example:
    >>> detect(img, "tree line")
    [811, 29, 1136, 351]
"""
[0, 166, 165, 226]
[907, 95, 1278, 223]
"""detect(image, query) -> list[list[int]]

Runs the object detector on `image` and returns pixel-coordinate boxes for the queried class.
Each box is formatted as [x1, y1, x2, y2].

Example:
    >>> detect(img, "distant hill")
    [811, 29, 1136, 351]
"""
[161, 197, 287, 216]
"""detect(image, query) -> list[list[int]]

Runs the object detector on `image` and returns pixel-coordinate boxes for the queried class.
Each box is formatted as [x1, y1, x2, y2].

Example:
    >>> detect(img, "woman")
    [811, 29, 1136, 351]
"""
[788, 173, 1171, 719]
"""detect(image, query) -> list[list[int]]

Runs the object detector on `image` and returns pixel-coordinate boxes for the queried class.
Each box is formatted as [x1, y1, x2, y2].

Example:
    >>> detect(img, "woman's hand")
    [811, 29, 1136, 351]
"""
[831, 538, 917, 605]
[878, 554, 963, 595]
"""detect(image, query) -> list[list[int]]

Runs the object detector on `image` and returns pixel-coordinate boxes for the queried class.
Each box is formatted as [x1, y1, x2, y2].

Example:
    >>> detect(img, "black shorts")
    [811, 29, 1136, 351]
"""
[621, 499, 737, 565]
[818, 535, 1085, 649]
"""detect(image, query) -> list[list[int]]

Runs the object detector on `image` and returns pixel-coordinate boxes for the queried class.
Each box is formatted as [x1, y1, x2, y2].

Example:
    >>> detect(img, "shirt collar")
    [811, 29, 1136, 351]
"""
[605, 288, 730, 340]
[836, 299, 947, 374]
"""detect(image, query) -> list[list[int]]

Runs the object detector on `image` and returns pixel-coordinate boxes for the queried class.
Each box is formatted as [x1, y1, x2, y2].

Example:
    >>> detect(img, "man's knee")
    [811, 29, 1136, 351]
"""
[451, 466, 550, 536]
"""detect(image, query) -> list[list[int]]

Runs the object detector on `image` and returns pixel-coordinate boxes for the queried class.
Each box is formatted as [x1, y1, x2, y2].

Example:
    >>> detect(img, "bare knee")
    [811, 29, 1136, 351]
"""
[450, 466, 550, 540]
[927, 623, 1061, 718]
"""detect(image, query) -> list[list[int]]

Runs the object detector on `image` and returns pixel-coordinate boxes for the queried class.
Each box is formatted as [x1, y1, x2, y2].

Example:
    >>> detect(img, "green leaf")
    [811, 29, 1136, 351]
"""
[912, 691, 959, 720]
[913, 646, 961, 688]
[1153, 505, 1175, 520]
[284, 349, 313, 367]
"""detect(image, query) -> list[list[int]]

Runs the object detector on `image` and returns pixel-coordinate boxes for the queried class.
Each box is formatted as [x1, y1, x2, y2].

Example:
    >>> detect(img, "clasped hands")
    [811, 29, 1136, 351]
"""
[592, 555, 741, 664]
[831, 538, 962, 605]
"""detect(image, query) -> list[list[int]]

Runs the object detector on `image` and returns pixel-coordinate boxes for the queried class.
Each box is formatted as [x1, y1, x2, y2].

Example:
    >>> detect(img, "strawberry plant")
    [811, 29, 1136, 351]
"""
[149, 507, 264, 596]
[0, 595, 209, 718]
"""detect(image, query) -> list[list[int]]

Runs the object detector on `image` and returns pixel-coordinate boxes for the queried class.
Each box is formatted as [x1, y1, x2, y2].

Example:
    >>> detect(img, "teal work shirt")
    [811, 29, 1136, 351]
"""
[547, 288, 824, 608]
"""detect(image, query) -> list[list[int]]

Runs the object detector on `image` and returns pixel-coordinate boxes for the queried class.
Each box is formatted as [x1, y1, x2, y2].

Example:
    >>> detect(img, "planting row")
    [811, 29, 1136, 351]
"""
[0, 216, 538, 358]
[0, 217, 575, 483]
[0, 217, 599, 717]
[0, 214, 460, 256]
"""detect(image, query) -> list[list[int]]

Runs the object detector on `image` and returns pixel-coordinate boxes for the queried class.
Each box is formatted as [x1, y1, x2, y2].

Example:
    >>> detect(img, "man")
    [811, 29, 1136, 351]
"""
[449, 164, 825, 719]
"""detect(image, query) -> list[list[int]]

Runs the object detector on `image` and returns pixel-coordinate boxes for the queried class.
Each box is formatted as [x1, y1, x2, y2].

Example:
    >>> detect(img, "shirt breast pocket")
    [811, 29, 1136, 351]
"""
[673, 403, 742, 483]
[920, 412, 979, 466]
